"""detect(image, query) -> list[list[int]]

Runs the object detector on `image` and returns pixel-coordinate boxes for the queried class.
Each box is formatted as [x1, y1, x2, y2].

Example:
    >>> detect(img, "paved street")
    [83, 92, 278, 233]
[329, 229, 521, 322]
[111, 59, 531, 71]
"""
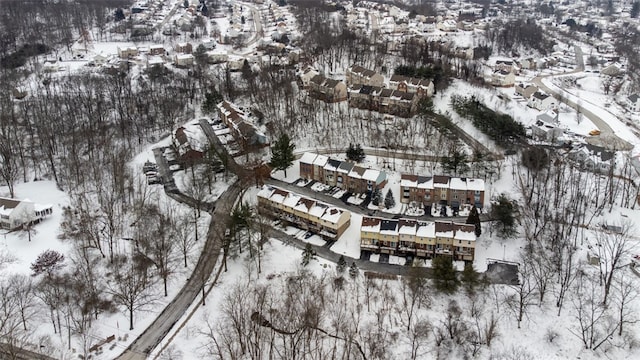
[531, 45, 633, 151]
[116, 181, 241, 360]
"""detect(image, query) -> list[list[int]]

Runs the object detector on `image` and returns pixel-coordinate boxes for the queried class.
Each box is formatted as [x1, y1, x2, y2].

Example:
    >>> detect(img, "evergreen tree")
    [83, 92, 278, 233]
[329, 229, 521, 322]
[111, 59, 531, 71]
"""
[461, 263, 480, 294]
[371, 188, 382, 206]
[346, 143, 365, 162]
[466, 206, 482, 237]
[269, 133, 296, 177]
[384, 189, 395, 209]
[301, 243, 317, 267]
[336, 255, 347, 273]
[491, 193, 518, 238]
[441, 147, 469, 176]
[114, 8, 125, 22]
[184, 0, 190, 8]
[349, 262, 359, 279]
[632, 1, 640, 18]
[202, 89, 223, 114]
[432, 256, 459, 294]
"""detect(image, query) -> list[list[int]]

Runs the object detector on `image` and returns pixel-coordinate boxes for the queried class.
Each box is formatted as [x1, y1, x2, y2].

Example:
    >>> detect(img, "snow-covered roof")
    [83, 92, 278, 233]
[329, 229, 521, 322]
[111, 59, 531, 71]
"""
[449, 178, 467, 190]
[299, 152, 317, 165]
[313, 154, 328, 166]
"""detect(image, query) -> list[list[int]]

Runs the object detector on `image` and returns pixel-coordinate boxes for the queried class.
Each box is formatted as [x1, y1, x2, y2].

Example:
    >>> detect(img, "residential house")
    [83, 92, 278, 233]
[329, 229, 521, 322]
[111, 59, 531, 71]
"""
[494, 59, 515, 73]
[528, 91, 557, 111]
[568, 144, 615, 174]
[117, 46, 139, 59]
[0, 198, 53, 230]
[437, 19, 458, 31]
[490, 69, 516, 87]
[345, 65, 385, 87]
[515, 83, 538, 99]
[531, 111, 565, 144]
[601, 63, 623, 77]
[308, 75, 348, 103]
[400, 174, 485, 208]
[173, 126, 204, 165]
[175, 42, 193, 54]
[257, 186, 351, 240]
[149, 45, 166, 56]
[42, 60, 59, 73]
[360, 216, 476, 261]
[626, 94, 640, 112]
[298, 66, 319, 89]
[174, 53, 194, 67]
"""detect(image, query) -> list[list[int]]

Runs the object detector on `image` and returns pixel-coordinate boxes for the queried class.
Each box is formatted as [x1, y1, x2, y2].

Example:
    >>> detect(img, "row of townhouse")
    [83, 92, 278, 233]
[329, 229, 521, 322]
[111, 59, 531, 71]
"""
[257, 186, 351, 240]
[346, 65, 385, 87]
[299, 152, 387, 193]
[360, 217, 476, 261]
[217, 101, 268, 152]
[400, 174, 485, 209]
[308, 75, 348, 103]
[348, 85, 420, 117]
[388, 75, 435, 97]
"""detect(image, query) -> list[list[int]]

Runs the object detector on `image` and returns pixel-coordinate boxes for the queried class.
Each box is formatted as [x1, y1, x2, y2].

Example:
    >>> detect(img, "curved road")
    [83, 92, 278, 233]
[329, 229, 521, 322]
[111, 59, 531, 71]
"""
[116, 182, 241, 360]
[531, 45, 633, 150]
[117, 120, 247, 360]
[119, 115, 502, 359]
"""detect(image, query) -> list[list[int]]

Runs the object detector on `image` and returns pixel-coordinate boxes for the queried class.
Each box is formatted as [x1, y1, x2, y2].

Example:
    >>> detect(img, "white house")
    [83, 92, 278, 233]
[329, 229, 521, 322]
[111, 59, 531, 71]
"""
[0, 198, 53, 230]
[490, 69, 515, 87]
[626, 94, 639, 112]
[528, 91, 557, 111]
[174, 53, 194, 67]
[531, 111, 565, 144]
[299, 66, 319, 89]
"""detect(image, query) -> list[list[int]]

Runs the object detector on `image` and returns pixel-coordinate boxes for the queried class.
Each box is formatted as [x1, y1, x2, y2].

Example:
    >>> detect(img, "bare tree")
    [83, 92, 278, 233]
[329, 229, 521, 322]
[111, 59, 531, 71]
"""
[613, 274, 638, 337]
[570, 272, 618, 350]
[400, 265, 431, 331]
[595, 222, 635, 305]
[0, 277, 38, 360]
[506, 260, 536, 329]
[108, 260, 157, 330]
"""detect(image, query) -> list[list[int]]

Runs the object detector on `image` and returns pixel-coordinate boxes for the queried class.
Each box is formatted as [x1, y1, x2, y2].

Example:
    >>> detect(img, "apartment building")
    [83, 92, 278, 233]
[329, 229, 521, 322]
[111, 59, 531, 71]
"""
[257, 186, 351, 240]
[360, 216, 476, 261]
[299, 152, 387, 193]
[400, 174, 485, 209]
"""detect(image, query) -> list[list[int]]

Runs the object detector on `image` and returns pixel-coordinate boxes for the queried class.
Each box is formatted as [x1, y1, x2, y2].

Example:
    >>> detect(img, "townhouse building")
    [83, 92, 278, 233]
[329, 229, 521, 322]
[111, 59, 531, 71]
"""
[299, 152, 387, 193]
[399, 174, 485, 209]
[360, 216, 476, 261]
[257, 186, 351, 240]
[308, 75, 348, 103]
[346, 65, 385, 87]
[348, 84, 420, 117]
[388, 75, 435, 97]
[217, 101, 268, 151]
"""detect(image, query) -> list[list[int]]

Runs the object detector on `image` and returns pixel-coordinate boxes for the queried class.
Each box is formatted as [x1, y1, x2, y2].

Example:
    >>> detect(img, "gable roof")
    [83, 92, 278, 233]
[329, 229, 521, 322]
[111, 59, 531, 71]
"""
[0, 198, 21, 210]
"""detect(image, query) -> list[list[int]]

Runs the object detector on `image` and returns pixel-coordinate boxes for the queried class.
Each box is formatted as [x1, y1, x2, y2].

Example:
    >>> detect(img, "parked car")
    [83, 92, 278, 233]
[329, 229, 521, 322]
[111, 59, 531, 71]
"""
[169, 164, 182, 172]
[143, 161, 158, 174]
[147, 175, 162, 185]
[589, 129, 601, 136]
